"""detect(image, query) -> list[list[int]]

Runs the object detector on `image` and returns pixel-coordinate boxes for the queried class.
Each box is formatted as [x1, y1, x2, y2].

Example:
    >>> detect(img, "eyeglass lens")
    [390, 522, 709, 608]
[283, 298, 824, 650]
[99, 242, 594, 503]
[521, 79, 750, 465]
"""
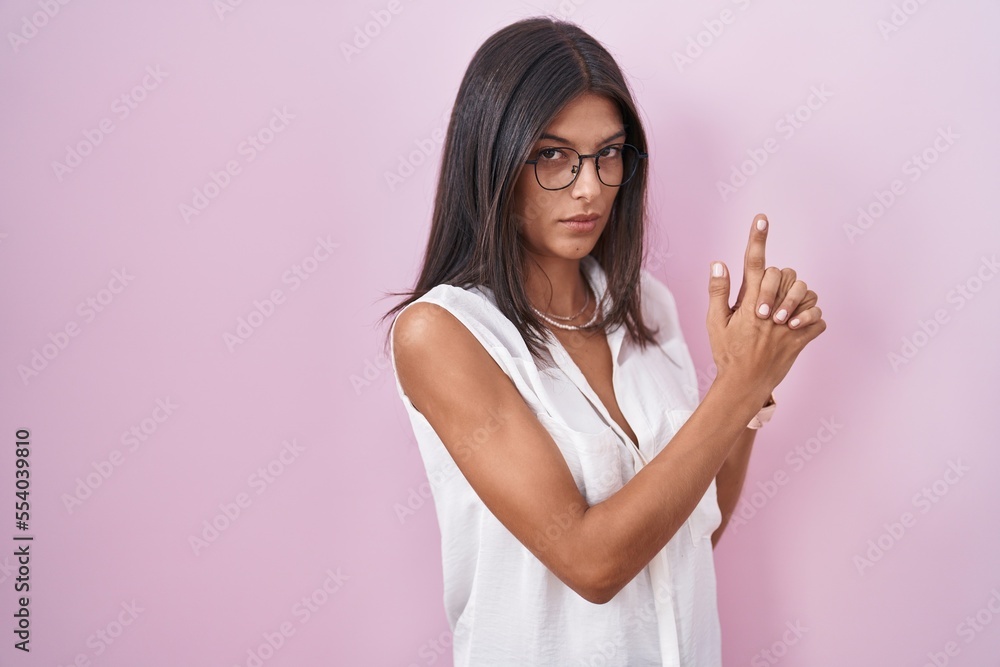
[533, 144, 639, 189]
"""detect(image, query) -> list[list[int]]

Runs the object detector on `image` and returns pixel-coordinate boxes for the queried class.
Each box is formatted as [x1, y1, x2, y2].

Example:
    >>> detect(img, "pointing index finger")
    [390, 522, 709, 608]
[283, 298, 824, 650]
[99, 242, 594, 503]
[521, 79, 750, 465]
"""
[739, 214, 768, 312]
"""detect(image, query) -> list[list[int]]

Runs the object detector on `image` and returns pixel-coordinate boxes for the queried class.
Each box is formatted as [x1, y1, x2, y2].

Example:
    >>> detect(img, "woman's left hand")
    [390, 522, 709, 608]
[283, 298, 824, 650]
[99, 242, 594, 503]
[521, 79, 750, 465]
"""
[749, 266, 820, 330]
[730, 217, 821, 331]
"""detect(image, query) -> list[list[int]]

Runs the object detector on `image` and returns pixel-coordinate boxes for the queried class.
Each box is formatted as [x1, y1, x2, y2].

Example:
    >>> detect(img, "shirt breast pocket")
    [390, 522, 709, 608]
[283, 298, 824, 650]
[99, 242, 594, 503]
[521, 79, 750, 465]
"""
[534, 411, 625, 506]
[652, 337, 699, 411]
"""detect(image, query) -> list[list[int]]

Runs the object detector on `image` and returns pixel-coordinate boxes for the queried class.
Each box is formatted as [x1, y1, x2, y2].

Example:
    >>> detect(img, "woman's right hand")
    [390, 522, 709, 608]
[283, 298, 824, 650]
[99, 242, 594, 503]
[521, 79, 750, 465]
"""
[706, 214, 827, 398]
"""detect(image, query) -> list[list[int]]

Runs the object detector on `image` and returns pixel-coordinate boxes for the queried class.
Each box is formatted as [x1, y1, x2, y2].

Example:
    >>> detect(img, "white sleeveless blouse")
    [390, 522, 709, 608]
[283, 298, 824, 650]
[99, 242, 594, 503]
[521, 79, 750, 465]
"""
[389, 254, 723, 666]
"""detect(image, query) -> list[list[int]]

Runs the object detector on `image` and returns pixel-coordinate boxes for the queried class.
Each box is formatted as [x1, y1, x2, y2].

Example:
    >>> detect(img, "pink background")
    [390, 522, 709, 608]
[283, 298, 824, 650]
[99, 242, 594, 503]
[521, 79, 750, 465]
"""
[2, 1, 998, 665]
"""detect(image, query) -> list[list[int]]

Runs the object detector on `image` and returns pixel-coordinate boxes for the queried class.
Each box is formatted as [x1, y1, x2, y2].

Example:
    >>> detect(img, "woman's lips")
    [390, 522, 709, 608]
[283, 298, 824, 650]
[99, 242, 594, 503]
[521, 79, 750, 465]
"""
[559, 218, 598, 232]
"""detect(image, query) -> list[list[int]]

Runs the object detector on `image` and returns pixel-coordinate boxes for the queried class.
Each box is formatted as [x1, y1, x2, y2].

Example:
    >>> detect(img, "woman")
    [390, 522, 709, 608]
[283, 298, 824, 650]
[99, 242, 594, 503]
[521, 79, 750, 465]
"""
[380, 16, 825, 666]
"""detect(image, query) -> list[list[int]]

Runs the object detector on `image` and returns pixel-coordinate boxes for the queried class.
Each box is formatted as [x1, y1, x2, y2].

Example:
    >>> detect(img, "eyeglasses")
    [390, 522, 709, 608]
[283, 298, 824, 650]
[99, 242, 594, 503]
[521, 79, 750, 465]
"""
[524, 143, 648, 191]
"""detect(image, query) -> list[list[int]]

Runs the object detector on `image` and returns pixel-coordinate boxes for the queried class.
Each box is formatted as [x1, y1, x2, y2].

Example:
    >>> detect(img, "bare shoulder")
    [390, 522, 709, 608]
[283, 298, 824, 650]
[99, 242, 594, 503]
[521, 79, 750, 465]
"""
[392, 301, 482, 373]
[392, 301, 466, 357]
[391, 300, 506, 414]
[391, 300, 603, 601]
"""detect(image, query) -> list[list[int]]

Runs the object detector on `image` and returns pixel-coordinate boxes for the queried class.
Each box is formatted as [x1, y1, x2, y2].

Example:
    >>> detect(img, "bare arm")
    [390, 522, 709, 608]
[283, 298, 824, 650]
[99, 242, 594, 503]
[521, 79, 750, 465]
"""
[580, 377, 769, 601]
[705, 212, 830, 551]
[392, 302, 770, 605]
[394, 216, 825, 603]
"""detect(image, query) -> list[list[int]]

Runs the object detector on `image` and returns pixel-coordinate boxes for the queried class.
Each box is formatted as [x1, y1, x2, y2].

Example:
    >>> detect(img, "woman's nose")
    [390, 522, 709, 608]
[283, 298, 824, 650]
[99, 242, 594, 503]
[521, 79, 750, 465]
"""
[570, 157, 602, 197]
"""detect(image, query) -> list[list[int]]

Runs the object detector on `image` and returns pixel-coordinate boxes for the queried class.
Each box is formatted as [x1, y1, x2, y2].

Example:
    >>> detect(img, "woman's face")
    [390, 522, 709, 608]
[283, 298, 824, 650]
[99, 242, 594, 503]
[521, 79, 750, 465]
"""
[512, 92, 625, 261]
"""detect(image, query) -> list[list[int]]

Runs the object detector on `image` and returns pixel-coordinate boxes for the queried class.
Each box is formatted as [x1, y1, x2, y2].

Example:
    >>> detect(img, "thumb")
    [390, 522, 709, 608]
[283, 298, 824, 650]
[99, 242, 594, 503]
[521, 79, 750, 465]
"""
[707, 261, 731, 329]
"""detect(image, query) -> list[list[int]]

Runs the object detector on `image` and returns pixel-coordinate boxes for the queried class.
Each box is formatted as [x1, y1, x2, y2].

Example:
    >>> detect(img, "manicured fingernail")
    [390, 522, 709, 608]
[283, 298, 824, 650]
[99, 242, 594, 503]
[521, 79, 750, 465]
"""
[775, 309, 787, 322]
[757, 218, 767, 231]
[758, 303, 769, 317]
[789, 317, 801, 328]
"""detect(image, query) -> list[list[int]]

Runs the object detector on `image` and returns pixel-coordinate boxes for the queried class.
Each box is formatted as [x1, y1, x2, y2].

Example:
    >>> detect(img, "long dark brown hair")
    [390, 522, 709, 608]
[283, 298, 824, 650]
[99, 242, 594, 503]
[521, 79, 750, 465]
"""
[376, 16, 660, 368]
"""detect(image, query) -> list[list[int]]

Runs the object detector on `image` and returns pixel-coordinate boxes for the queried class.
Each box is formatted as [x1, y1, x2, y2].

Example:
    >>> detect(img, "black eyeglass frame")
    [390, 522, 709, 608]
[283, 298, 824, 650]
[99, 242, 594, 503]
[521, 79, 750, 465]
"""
[523, 142, 649, 191]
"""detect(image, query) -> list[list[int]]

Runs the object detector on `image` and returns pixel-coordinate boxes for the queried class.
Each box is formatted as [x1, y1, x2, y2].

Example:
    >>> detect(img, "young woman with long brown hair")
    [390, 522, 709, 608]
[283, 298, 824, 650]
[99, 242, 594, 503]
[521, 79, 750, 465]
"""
[379, 16, 825, 666]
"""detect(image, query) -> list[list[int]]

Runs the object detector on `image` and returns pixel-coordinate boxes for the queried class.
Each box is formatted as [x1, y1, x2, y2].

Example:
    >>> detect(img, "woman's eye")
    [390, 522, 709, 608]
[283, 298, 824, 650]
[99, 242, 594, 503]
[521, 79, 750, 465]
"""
[600, 145, 620, 158]
[538, 148, 567, 160]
